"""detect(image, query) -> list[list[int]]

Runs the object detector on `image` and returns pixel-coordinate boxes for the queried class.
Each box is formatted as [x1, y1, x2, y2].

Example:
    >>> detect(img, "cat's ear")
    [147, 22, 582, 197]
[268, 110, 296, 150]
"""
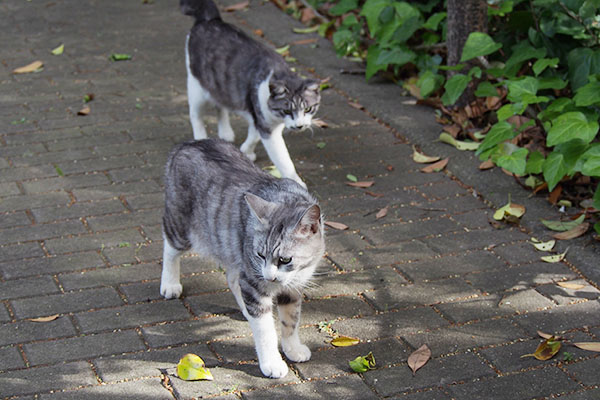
[269, 80, 288, 99]
[294, 204, 321, 237]
[304, 80, 320, 93]
[245, 193, 277, 224]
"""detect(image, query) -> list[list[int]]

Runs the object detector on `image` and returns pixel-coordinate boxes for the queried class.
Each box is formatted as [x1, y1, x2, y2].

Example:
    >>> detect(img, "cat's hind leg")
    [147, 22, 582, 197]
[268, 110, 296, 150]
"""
[217, 108, 235, 142]
[187, 73, 210, 140]
[160, 238, 184, 299]
[277, 293, 311, 363]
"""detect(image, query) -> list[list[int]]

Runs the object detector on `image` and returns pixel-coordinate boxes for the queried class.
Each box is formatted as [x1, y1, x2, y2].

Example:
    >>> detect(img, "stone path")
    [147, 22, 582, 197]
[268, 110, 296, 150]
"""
[1, 1, 599, 399]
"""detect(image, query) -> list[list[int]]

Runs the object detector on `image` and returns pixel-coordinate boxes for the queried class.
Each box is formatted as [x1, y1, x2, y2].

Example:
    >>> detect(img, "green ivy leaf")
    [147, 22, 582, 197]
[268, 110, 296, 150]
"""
[504, 42, 547, 77]
[360, 0, 391, 37]
[460, 32, 502, 62]
[417, 70, 444, 98]
[376, 47, 416, 66]
[476, 121, 517, 159]
[547, 112, 599, 146]
[365, 45, 387, 80]
[532, 57, 559, 76]
[475, 81, 499, 97]
[567, 48, 599, 91]
[441, 74, 470, 106]
[497, 102, 526, 121]
[329, 0, 359, 16]
[582, 154, 600, 177]
[538, 98, 574, 122]
[537, 77, 568, 90]
[525, 151, 545, 175]
[543, 151, 570, 191]
[574, 81, 600, 107]
[495, 144, 529, 176]
[507, 77, 539, 102]
[423, 12, 446, 31]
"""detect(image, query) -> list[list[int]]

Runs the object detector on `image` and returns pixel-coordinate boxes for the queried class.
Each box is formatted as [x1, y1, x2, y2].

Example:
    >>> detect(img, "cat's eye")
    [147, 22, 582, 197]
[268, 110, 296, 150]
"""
[304, 106, 314, 113]
[278, 257, 292, 265]
[257, 252, 266, 260]
[283, 110, 293, 116]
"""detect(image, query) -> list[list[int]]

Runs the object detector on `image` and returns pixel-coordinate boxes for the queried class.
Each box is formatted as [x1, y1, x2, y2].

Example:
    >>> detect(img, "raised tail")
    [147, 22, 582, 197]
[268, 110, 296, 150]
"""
[180, 0, 221, 22]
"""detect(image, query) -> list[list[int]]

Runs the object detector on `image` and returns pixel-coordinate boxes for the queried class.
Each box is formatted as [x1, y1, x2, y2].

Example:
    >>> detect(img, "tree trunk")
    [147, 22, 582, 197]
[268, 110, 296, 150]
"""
[446, 0, 488, 107]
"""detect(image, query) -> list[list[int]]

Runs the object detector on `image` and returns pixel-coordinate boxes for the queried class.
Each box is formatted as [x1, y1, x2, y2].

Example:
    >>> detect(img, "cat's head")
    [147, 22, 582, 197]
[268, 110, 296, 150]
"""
[245, 192, 324, 289]
[268, 78, 321, 131]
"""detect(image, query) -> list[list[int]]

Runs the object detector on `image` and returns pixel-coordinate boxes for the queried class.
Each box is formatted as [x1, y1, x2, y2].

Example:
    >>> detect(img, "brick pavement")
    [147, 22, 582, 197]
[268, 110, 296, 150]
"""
[1, 1, 599, 399]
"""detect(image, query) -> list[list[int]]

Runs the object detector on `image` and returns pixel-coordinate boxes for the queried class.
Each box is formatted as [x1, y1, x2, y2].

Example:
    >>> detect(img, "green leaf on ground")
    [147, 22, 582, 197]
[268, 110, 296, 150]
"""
[439, 132, 480, 151]
[441, 74, 470, 106]
[54, 165, 64, 176]
[541, 249, 568, 263]
[316, 142, 326, 149]
[349, 351, 376, 373]
[346, 174, 358, 182]
[51, 44, 64, 55]
[177, 354, 213, 381]
[110, 53, 132, 61]
[541, 215, 585, 231]
[293, 26, 320, 34]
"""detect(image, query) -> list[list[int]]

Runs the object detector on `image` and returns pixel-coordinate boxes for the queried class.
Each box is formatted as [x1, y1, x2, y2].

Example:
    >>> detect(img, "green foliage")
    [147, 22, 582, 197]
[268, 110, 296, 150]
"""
[321, 0, 600, 210]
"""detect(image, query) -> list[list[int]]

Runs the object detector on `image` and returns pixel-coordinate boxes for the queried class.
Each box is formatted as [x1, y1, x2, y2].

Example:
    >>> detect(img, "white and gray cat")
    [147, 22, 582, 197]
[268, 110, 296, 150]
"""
[160, 139, 325, 378]
[181, 0, 321, 188]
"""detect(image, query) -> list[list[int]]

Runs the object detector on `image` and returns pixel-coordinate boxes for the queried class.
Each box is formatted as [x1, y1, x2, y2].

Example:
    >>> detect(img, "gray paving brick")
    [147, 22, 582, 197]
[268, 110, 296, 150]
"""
[31, 199, 127, 223]
[332, 307, 450, 341]
[0, 165, 58, 184]
[94, 344, 219, 382]
[0, 252, 105, 279]
[301, 296, 375, 325]
[465, 262, 578, 294]
[12, 148, 96, 168]
[447, 367, 580, 399]
[59, 262, 161, 290]
[44, 228, 146, 255]
[103, 241, 162, 266]
[76, 301, 191, 333]
[0, 182, 22, 196]
[363, 352, 495, 397]
[491, 241, 543, 265]
[142, 316, 251, 348]
[536, 280, 600, 305]
[421, 228, 529, 253]
[363, 217, 461, 245]
[0, 220, 87, 245]
[387, 389, 452, 400]
[86, 209, 158, 232]
[417, 181, 471, 200]
[435, 294, 514, 323]
[240, 374, 376, 400]
[514, 300, 600, 335]
[0, 346, 26, 370]
[22, 173, 110, 193]
[0, 143, 46, 158]
[0, 192, 70, 213]
[0, 317, 76, 346]
[553, 389, 600, 400]
[71, 180, 160, 202]
[0, 361, 97, 397]
[498, 288, 556, 312]
[396, 250, 506, 282]
[307, 266, 408, 299]
[402, 319, 525, 357]
[39, 378, 173, 400]
[172, 363, 300, 399]
[363, 278, 479, 310]
[11, 287, 123, 319]
[0, 276, 59, 301]
[565, 356, 600, 386]
[328, 241, 436, 271]
[451, 209, 494, 230]
[185, 291, 240, 317]
[0, 303, 11, 323]
[0, 211, 31, 229]
[0, 242, 45, 262]
[123, 192, 164, 210]
[24, 330, 146, 366]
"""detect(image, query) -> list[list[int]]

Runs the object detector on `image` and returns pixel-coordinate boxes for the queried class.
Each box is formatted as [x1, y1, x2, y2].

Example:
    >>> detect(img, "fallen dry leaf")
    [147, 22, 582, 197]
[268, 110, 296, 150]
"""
[557, 282, 585, 290]
[493, 202, 526, 221]
[438, 132, 480, 151]
[479, 160, 495, 170]
[365, 191, 384, 198]
[347, 181, 374, 188]
[13, 60, 44, 74]
[291, 38, 319, 46]
[407, 344, 431, 375]
[552, 223, 589, 240]
[530, 239, 556, 252]
[541, 215, 585, 231]
[521, 337, 561, 360]
[348, 101, 364, 110]
[28, 314, 59, 322]
[443, 124, 462, 138]
[312, 118, 328, 128]
[331, 335, 359, 347]
[537, 330, 556, 340]
[325, 221, 348, 230]
[421, 157, 449, 173]
[253, 29, 264, 37]
[573, 342, 600, 352]
[224, 1, 249, 12]
[376, 207, 388, 220]
[541, 248, 568, 263]
[412, 145, 441, 164]
[78, 106, 90, 116]
[548, 185, 562, 205]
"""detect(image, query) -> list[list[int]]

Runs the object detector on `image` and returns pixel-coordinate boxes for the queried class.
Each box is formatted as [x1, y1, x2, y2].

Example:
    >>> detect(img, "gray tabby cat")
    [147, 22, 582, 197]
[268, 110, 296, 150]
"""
[160, 138, 325, 378]
[181, 0, 321, 188]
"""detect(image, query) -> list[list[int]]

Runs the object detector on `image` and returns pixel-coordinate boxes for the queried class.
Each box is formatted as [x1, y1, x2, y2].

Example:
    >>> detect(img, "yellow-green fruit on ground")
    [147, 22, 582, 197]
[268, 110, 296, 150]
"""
[177, 353, 214, 381]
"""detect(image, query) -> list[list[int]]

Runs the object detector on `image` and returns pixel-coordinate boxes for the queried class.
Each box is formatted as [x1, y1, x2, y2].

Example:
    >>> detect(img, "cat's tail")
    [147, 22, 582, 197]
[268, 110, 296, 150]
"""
[180, 0, 221, 22]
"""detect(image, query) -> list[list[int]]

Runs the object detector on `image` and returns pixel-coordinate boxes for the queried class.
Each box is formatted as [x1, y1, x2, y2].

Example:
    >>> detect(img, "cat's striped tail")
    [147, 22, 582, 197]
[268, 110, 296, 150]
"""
[180, 0, 221, 22]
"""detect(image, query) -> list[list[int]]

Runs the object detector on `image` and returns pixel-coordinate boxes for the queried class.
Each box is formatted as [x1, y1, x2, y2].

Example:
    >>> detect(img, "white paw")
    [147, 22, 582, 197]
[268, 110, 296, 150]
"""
[291, 175, 307, 189]
[260, 356, 288, 378]
[282, 343, 311, 363]
[244, 151, 257, 162]
[218, 128, 235, 142]
[160, 282, 183, 299]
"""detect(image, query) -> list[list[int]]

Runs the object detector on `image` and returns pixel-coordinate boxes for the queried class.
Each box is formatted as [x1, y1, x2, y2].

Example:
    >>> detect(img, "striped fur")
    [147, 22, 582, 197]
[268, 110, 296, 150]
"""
[160, 138, 325, 378]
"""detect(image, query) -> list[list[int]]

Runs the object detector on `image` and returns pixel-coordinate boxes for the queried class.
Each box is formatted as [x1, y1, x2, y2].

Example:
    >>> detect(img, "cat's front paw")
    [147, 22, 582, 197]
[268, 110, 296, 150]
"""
[244, 151, 257, 162]
[259, 357, 288, 379]
[160, 282, 183, 299]
[282, 342, 311, 363]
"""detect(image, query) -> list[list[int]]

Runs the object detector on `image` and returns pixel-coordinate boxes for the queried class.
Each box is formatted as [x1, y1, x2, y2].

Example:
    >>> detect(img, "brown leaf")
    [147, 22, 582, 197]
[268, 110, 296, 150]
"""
[479, 160, 494, 170]
[347, 181, 374, 188]
[421, 157, 449, 173]
[331, 335, 359, 347]
[348, 101, 364, 110]
[548, 185, 562, 205]
[557, 282, 585, 290]
[365, 191, 384, 198]
[521, 337, 561, 360]
[552, 222, 589, 240]
[224, 1, 249, 11]
[376, 207, 388, 220]
[300, 7, 316, 22]
[486, 95, 502, 110]
[312, 118, 328, 128]
[29, 314, 60, 322]
[537, 330, 555, 340]
[13, 60, 44, 74]
[573, 342, 600, 352]
[291, 38, 318, 46]
[253, 29, 264, 37]
[407, 344, 431, 375]
[443, 124, 462, 138]
[325, 221, 348, 230]
[77, 106, 90, 116]
[386, 165, 394, 172]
